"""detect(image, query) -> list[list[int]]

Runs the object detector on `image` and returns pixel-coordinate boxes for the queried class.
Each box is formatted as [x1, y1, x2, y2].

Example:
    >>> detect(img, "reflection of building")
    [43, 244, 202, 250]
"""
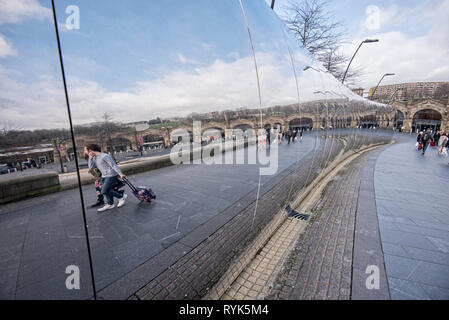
[0, 145, 54, 165]
[364, 82, 449, 132]
[369, 82, 449, 101]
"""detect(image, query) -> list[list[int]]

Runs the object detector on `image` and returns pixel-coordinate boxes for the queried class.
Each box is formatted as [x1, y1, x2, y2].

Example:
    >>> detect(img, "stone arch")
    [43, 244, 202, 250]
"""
[202, 122, 226, 133]
[230, 119, 256, 130]
[263, 116, 284, 130]
[412, 109, 442, 132]
[288, 117, 314, 131]
[202, 126, 225, 141]
[170, 127, 193, 144]
[393, 110, 404, 130]
[359, 114, 378, 128]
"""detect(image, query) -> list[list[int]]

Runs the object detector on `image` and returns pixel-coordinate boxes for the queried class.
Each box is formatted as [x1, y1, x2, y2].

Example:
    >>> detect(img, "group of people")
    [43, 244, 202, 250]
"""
[416, 128, 449, 156]
[279, 129, 303, 144]
[84, 144, 128, 212]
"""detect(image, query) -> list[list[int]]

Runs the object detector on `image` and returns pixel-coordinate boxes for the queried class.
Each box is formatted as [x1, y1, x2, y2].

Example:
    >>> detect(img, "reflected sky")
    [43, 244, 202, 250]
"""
[0, 0, 380, 130]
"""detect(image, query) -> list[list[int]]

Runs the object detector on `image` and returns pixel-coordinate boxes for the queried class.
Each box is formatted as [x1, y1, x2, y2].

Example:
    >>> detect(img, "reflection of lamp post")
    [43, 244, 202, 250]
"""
[330, 91, 349, 128]
[303, 65, 327, 72]
[342, 39, 379, 84]
[371, 73, 395, 100]
[314, 90, 332, 129]
[53, 138, 65, 173]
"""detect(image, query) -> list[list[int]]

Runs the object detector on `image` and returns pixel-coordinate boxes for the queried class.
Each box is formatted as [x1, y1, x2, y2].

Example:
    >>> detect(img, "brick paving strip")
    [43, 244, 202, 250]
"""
[267, 148, 386, 300]
[222, 218, 307, 300]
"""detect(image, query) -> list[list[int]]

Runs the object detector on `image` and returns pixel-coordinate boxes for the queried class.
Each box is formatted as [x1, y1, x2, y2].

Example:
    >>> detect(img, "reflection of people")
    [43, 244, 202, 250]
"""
[438, 133, 447, 155]
[86, 144, 127, 212]
[421, 128, 432, 155]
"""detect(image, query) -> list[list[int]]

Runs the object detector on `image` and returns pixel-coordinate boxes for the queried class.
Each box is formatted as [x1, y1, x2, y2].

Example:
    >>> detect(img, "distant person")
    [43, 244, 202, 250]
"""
[299, 129, 303, 142]
[292, 130, 297, 142]
[438, 133, 448, 155]
[286, 130, 291, 144]
[433, 130, 441, 147]
[86, 143, 127, 212]
[416, 131, 423, 150]
[421, 128, 432, 155]
[266, 128, 271, 145]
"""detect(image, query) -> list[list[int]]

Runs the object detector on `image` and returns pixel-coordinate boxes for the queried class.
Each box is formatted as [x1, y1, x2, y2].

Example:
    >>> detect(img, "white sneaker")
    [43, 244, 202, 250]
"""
[117, 194, 127, 208]
[97, 204, 115, 212]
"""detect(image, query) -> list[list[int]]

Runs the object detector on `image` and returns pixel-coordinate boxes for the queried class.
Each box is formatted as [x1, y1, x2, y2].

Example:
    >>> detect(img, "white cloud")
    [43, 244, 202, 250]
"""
[0, 51, 363, 129]
[177, 53, 200, 65]
[0, 0, 51, 24]
[0, 34, 16, 58]
[344, 0, 449, 88]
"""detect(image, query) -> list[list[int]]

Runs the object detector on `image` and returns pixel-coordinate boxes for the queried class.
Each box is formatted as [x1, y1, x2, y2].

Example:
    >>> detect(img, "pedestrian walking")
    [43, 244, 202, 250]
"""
[421, 128, 432, 155]
[433, 130, 441, 147]
[416, 131, 423, 150]
[438, 133, 448, 155]
[266, 128, 271, 146]
[299, 129, 303, 142]
[86, 143, 127, 212]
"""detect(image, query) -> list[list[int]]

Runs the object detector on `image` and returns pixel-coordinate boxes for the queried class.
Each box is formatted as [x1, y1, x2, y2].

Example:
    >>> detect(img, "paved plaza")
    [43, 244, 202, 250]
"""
[1, 131, 448, 300]
[375, 137, 449, 299]
[269, 134, 449, 300]
[0, 135, 319, 299]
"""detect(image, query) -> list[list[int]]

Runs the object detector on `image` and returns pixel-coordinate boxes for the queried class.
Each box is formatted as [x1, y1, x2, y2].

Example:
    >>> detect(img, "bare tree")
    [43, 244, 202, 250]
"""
[317, 47, 365, 86]
[284, 0, 362, 84]
[284, 0, 343, 54]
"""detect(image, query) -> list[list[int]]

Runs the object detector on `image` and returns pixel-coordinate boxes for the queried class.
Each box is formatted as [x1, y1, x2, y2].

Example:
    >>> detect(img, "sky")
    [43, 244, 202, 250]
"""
[268, 0, 449, 88]
[0, 0, 445, 130]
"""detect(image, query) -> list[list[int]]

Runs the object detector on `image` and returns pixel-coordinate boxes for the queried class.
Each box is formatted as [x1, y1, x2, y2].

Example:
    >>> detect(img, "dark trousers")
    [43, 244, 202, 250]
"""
[101, 176, 123, 205]
[422, 141, 430, 154]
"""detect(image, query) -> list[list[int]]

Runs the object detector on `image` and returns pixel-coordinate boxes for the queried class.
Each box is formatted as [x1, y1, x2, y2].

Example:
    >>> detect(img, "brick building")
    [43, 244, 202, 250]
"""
[369, 82, 449, 101]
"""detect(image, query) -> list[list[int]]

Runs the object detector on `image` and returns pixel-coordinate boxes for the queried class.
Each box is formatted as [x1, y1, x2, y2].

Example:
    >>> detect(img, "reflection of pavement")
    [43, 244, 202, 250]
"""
[375, 136, 449, 299]
[0, 135, 317, 299]
[268, 147, 377, 300]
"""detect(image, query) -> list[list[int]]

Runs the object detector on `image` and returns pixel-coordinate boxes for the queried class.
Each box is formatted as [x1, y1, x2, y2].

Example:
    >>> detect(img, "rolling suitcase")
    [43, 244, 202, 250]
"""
[122, 177, 156, 203]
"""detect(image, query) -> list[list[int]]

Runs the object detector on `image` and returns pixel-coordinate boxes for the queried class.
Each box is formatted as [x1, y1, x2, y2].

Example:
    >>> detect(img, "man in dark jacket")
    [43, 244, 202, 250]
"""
[421, 128, 432, 155]
[433, 130, 441, 147]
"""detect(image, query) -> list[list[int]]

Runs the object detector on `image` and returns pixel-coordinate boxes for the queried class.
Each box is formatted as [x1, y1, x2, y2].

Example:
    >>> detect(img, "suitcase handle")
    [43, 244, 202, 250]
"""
[122, 176, 138, 193]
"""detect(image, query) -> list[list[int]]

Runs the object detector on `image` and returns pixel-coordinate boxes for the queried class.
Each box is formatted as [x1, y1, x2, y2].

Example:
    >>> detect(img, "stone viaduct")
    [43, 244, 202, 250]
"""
[64, 98, 448, 157]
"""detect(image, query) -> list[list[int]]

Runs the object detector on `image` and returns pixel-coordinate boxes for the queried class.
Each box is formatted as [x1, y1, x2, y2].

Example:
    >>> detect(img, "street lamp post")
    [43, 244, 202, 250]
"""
[341, 39, 379, 84]
[371, 73, 395, 100]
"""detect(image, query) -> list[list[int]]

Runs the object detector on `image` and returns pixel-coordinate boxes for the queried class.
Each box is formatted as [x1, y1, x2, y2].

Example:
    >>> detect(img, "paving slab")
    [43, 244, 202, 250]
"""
[0, 135, 318, 299]
[374, 135, 449, 299]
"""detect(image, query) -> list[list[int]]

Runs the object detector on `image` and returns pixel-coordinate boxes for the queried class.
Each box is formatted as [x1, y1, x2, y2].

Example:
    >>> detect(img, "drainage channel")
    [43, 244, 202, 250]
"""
[216, 143, 385, 300]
